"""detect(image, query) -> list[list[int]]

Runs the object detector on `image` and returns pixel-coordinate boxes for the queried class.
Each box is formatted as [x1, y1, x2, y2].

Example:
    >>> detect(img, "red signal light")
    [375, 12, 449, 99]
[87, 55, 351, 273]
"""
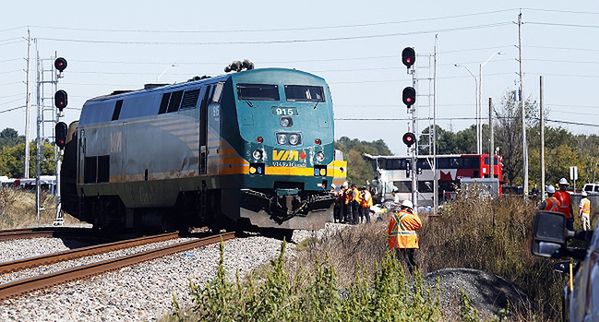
[256, 136, 263, 143]
[315, 138, 321, 145]
[402, 132, 416, 148]
[402, 87, 416, 108]
[54, 57, 67, 73]
[54, 90, 68, 111]
[401, 47, 416, 69]
[55, 122, 68, 149]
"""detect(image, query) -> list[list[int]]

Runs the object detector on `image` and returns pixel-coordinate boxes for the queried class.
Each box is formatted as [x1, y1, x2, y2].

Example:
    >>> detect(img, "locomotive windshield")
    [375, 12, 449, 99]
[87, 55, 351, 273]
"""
[284, 85, 325, 102]
[237, 84, 279, 101]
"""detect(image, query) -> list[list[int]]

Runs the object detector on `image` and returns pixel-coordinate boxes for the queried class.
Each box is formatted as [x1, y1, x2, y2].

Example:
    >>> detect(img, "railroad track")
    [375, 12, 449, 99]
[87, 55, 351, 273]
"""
[0, 231, 180, 274]
[0, 231, 235, 301]
[0, 227, 94, 241]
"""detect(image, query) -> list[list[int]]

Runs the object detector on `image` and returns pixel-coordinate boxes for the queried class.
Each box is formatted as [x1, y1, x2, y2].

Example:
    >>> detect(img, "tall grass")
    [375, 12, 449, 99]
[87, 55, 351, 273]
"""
[0, 187, 80, 229]
[168, 193, 563, 321]
[169, 242, 441, 322]
[420, 195, 562, 320]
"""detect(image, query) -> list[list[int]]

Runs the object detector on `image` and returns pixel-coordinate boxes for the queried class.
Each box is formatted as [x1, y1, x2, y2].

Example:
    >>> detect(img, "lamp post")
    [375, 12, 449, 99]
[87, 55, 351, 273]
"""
[478, 52, 502, 154]
[454, 64, 478, 154]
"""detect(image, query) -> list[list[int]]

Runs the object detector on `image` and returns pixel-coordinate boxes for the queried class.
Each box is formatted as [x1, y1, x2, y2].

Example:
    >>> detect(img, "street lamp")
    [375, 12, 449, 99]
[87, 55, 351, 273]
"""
[478, 52, 502, 154]
[454, 63, 478, 154]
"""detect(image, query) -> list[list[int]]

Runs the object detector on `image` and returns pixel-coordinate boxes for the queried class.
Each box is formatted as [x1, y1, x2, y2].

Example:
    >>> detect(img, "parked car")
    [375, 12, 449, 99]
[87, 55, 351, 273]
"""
[531, 211, 595, 321]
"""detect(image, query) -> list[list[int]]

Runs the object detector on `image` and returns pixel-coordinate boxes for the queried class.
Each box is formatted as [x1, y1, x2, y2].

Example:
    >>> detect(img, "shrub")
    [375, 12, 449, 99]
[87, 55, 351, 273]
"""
[170, 241, 441, 322]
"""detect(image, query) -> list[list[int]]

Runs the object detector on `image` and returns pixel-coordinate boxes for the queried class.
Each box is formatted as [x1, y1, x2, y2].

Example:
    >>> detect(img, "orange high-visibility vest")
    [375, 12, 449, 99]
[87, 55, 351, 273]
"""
[360, 190, 373, 208]
[544, 196, 561, 212]
[581, 198, 591, 216]
[554, 190, 572, 219]
[387, 210, 422, 249]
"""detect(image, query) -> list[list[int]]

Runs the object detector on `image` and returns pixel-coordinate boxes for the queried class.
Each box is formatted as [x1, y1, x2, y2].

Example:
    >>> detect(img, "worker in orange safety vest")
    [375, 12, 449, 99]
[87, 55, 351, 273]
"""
[345, 183, 360, 225]
[359, 187, 373, 224]
[387, 199, 422, 273]
[538, 185, 561, 212]
[554, 178, 574, 231]
[579, 191, 592, 231]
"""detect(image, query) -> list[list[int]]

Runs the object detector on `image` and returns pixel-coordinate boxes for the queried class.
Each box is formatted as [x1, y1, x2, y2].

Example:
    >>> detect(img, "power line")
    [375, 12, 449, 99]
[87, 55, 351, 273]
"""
[0, 58, 22, 63]
[0, 97, 25, 106]
[522, 8, 599, 15]
[0, 37, 22, 43]
[0, 69, 22, 75]
[525, 58, 599, 65]
[36, 22, 512, 46]
[0, 26, 25, 33]
[525, 45, 599, 53]
[68, 45, 516, 66]
[29, 9, 517, 34]
[0, 40, 23, 47]
[526, 21, 599, 29]
[0, 105, 24, 114]
[0, 93, 22, 100]
[335, 116, 598, 127]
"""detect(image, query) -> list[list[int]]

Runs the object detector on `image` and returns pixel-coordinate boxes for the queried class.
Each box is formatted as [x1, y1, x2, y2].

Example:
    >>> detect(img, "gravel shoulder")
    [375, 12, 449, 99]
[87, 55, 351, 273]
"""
[0, 235, 290, 321]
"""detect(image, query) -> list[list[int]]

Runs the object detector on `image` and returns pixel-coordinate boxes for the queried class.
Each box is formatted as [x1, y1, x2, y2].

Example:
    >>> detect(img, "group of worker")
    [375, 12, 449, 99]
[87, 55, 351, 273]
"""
[539, 177, 593, 231]
[332, 182, 374, 225]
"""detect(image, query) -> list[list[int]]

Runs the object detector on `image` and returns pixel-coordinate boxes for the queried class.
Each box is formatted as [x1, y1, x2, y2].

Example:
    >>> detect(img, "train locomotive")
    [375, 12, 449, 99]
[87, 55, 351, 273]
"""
[60, 66, 346, 233]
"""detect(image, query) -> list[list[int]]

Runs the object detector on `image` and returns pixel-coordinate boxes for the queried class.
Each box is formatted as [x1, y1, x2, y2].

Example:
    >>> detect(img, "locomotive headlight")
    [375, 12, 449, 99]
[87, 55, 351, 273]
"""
[315, 151, 325, 162]
[280, 117, 292, 127]
[277, 133, 287, 145]
[252, 149, 263, 160]
[289, 133, 301, 146]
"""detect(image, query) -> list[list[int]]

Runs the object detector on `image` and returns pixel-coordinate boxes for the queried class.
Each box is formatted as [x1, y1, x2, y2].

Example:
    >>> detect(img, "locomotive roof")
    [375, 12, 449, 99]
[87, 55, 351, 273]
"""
[86, 68, 324, 102]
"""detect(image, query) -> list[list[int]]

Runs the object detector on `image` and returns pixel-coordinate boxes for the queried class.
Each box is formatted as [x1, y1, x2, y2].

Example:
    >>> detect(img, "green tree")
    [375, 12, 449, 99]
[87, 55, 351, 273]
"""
[0, 128, 24, 148]
[335, 137, 392, 185]
[0, 141, 56, 177]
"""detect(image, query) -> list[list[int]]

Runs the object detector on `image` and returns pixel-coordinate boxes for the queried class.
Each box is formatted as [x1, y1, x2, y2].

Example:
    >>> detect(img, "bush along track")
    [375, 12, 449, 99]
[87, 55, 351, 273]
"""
[169, 241, 441, 322]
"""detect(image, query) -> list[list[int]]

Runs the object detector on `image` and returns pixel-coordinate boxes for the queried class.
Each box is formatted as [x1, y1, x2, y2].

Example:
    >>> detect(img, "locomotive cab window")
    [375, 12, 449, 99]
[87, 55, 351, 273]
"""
[284, 85, 324, 102]
[237, 84, 279, 101]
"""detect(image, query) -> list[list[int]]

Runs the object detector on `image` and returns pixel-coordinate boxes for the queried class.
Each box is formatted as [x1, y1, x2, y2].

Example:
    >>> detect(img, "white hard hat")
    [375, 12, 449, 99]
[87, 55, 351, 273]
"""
[331, 183, 336, 189]
[558, 178, 569, 185]
[582, 191, 588, 197]
[342, 181, 349, 188]
[546, 185, 555, 194]
[401, 200, 414, 209]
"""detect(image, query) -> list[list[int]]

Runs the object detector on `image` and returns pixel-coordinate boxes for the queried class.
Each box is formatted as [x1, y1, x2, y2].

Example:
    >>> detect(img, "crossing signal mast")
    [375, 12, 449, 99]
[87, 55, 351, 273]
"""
[401, 47, 419, 208]
[35, 50, 68, 225]
[399, 41, 438, 215]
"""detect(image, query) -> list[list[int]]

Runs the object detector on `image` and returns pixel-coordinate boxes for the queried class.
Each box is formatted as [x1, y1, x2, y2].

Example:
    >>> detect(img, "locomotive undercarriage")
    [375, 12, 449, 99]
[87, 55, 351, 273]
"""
[239, 188, 334, 230]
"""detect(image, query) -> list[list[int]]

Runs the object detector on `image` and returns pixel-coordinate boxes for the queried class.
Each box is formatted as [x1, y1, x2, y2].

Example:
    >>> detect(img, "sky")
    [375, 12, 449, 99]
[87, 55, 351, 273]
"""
[0, 1, 598, 155]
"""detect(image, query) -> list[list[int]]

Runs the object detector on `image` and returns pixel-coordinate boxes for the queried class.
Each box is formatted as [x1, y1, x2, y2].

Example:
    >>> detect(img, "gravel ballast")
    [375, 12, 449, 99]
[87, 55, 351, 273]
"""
[0, 235, 291, 321]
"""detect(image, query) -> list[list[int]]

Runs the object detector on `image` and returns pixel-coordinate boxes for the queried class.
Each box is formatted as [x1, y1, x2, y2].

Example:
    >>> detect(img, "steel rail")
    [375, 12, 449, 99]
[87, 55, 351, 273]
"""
[0, 232, 180, 274]
[0, 232, 235, 301]
[0, 227, 94, 241]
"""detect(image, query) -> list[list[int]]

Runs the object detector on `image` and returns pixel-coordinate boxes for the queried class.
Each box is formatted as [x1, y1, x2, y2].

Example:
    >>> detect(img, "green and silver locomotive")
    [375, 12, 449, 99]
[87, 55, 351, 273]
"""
[61, 67, 346, 232]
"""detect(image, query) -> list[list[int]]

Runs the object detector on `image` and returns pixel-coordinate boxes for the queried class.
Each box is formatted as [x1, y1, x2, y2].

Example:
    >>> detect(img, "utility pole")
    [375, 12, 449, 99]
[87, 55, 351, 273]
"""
[540, 76, 545, 198]
[517, 11, 528, 198]
[489, 97, 494, 180]
[433, 34, 438, 217]
[24, 28, 31, 179]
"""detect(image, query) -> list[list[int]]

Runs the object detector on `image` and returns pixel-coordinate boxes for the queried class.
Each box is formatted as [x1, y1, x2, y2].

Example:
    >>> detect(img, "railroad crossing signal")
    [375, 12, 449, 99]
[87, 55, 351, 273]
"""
[55, 122, 68, 149]
[402, 47, 416, 69]
[402, 87, 416, 108]
[402, 132, 416, 148]
[54, 90, 68, 112]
